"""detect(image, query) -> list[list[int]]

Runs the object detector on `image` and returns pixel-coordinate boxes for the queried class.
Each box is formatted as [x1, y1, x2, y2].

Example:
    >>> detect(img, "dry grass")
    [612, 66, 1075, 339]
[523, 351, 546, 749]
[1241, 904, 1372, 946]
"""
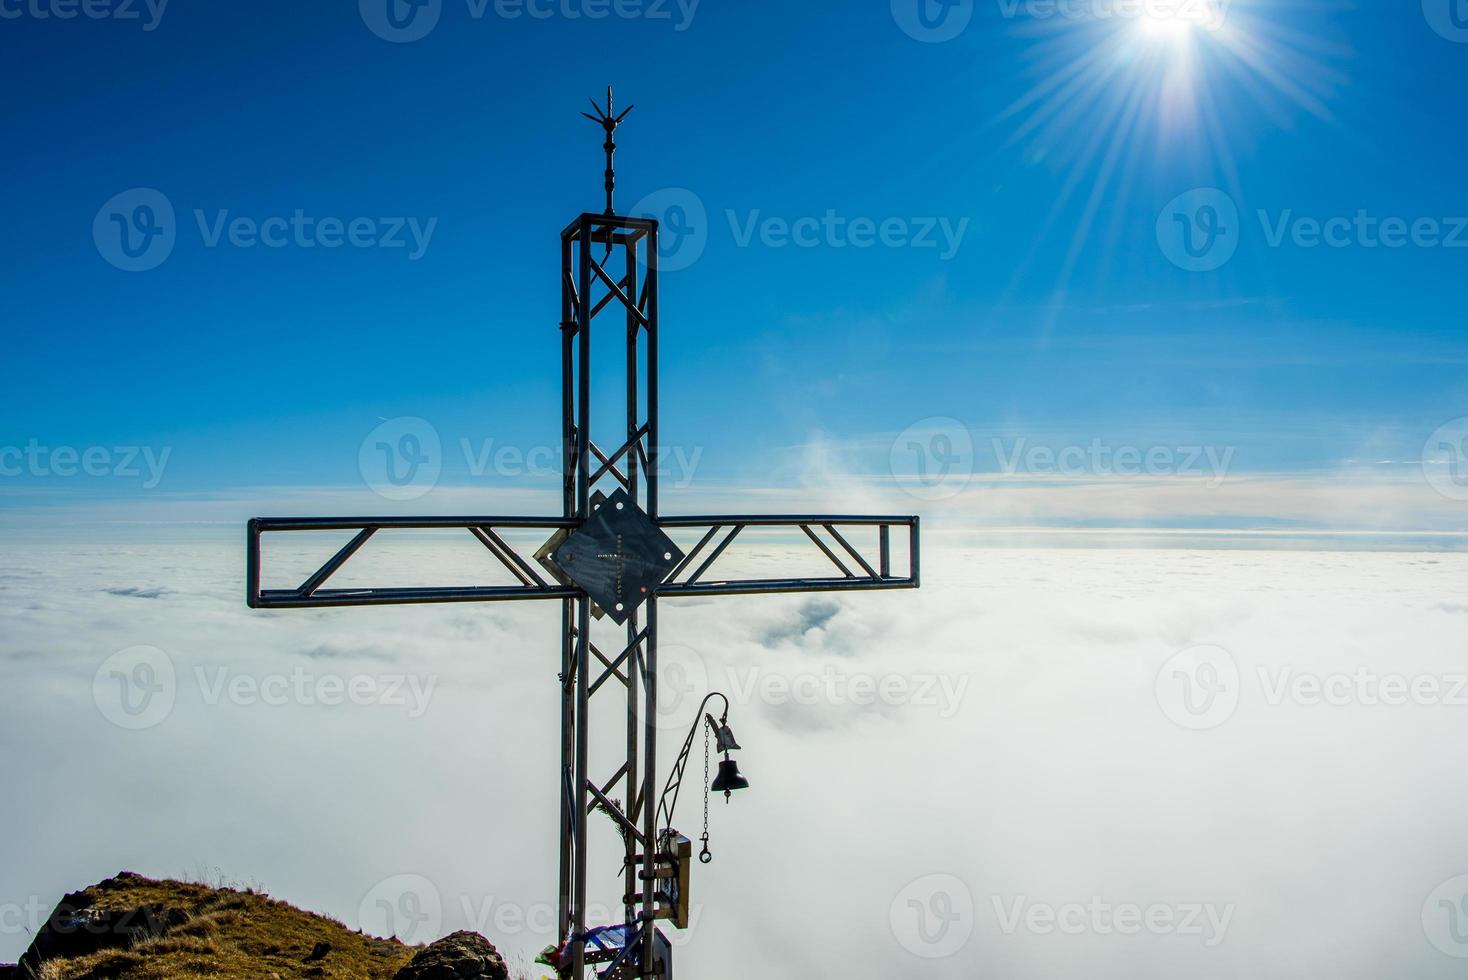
[20, 875, 416, 980]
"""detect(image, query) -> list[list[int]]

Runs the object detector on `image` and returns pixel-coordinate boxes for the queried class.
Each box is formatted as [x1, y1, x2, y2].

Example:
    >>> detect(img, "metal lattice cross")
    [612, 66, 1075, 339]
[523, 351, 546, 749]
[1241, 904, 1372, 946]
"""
[245, 92, 920, 980]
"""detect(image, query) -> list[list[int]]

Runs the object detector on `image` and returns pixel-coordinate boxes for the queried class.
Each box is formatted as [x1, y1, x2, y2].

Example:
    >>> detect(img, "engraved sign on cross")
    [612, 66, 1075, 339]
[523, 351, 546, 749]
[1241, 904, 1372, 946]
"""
[244, 90, 921, 979]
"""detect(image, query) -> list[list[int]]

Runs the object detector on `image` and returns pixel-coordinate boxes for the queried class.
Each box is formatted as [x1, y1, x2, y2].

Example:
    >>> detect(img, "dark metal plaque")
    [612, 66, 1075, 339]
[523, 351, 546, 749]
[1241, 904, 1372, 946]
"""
[552, 489, 684, 624]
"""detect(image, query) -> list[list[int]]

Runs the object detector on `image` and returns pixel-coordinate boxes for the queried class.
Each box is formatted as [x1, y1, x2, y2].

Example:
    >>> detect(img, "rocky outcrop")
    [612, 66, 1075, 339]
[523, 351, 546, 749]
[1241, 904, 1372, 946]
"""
[18, 874, 186, 976]
[11, 871, 416, 979]
[392, 931, 509, 980]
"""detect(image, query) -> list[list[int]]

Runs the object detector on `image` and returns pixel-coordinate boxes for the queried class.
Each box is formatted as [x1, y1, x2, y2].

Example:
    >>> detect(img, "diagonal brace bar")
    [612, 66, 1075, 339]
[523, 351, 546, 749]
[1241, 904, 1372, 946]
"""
[298, 527, 376, 597]
[590, 255, 649, 327]
[591, 627, 649, 696]
[586, 782, 646, 846]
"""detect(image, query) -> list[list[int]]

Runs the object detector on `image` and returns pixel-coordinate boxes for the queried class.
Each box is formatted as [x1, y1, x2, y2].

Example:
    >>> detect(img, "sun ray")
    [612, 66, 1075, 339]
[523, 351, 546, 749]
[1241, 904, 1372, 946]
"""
[992, 0, 1355, 317]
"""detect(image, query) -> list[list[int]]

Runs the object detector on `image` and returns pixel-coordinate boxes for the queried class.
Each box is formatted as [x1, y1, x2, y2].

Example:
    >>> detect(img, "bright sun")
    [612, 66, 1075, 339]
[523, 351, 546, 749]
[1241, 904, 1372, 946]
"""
[1137, 12, 1197, 44]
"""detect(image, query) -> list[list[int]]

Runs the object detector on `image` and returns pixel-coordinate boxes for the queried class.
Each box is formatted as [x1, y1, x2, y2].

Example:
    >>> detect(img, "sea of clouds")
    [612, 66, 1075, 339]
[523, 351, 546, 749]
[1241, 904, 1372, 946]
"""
[3, 536, 1468, 978]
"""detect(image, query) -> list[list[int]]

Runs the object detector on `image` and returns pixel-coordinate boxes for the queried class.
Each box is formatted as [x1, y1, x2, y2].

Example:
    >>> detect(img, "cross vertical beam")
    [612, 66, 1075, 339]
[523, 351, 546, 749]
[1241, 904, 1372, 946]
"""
[559, 211, 663, 979]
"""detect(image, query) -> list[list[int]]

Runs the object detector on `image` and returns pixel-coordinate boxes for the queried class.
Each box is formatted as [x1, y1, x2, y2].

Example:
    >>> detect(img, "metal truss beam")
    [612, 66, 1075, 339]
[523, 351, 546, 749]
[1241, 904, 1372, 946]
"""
[246, 517, 579, 609]
[246, 514, 919, 609]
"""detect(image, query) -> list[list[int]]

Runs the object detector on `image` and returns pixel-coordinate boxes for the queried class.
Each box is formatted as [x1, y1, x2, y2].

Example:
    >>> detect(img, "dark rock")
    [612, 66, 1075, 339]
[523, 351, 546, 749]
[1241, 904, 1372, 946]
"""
[17, 879, 186, 976]
[392, 931, 508, 980]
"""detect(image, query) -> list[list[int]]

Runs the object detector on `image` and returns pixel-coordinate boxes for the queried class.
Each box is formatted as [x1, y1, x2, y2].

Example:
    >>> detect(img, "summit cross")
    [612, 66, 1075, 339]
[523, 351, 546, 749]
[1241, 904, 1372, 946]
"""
[245, 92, 921, 980]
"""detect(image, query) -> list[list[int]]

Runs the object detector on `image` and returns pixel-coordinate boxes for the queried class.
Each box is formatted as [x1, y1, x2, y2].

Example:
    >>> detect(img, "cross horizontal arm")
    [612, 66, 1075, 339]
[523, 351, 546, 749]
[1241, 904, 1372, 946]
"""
[255, 584, 580, 609]
[654, 515, 920, 598]
[247, 516, 579, 609]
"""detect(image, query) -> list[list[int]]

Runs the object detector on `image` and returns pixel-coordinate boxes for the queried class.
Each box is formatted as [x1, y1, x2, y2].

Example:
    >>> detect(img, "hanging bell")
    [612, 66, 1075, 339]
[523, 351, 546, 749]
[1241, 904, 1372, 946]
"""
[709, 758, 749, 799]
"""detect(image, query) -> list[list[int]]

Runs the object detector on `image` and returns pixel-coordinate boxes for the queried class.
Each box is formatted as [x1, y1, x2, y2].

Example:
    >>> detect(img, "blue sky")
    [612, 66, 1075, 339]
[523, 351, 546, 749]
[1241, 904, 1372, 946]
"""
[3, 0, 1467, 533]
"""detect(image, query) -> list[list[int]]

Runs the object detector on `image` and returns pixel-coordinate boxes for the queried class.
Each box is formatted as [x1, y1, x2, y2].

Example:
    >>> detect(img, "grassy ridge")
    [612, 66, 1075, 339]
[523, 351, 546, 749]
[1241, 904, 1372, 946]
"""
[10, 874, 416, 980]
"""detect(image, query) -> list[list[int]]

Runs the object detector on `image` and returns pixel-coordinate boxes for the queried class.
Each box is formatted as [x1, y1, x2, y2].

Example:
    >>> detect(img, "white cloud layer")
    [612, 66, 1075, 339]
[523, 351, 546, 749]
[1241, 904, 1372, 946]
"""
[3, 538, 1468, 978]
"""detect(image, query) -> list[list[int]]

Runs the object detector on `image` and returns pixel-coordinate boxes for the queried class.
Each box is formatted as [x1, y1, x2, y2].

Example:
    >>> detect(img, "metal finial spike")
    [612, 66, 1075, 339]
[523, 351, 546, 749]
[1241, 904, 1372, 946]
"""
[581, 86, 632, 215]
